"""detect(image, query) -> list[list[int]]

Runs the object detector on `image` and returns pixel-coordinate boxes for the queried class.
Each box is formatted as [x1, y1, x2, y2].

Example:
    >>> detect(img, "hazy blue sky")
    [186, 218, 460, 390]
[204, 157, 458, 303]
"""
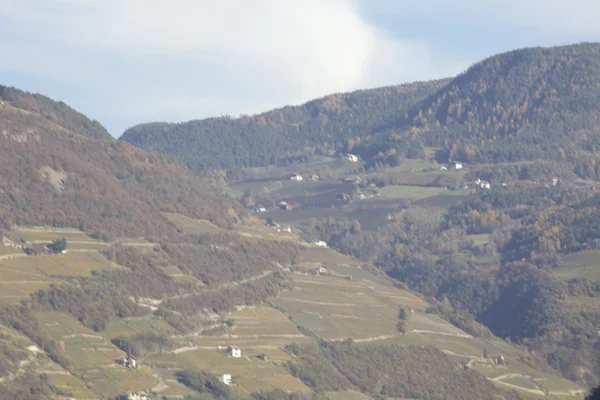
[1, 0, 599, 136]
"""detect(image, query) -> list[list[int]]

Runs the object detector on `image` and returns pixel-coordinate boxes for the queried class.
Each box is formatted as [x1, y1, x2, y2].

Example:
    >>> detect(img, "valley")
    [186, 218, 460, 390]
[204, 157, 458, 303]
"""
[3, 42, 600, 399]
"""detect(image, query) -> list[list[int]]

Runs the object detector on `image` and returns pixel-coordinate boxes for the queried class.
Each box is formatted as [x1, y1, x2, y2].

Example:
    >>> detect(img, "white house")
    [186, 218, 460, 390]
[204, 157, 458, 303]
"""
[219, 374, 232, 385]
[314, 266, 328, 275]
[439, 165, 448, 171]
[290, 173, 303, 181]
[256, 206, 267, 213]
[476, 178, 491, 189]
[228, 346, 241, 358]
[344, 153, 359, 162]
[126, 392, 148, 400]
[314, 241, 328, 248]
[454, 162, 463, 170]
[552, 178, 559, 186]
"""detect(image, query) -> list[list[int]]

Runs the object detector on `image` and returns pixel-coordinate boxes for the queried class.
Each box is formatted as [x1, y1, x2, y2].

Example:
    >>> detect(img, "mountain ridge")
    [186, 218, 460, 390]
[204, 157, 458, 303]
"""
[120, 79, 450, 174]
[120, 42, 600, 176]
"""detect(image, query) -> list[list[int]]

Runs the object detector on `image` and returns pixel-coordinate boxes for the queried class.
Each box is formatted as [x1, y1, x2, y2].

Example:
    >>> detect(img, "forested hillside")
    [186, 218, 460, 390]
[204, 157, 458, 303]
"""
[121, 43, 600, 178]
[364, 42, 600, 167]
[120, 80, 448, 174]
[0, 86, 242, 238]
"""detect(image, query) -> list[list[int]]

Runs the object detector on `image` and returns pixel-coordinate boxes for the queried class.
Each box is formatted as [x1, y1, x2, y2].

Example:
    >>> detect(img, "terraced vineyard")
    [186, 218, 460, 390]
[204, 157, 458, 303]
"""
[0, 221, 588, 399]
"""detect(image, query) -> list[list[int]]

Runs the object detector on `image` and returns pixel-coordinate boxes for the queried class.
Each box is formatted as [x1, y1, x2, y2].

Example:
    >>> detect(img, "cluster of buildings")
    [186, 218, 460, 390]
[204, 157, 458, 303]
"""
[117, 354, 137, 369]
[290, 173, 320, 181]
[438, 161, 463, 171]
[118, 391, 148, 400]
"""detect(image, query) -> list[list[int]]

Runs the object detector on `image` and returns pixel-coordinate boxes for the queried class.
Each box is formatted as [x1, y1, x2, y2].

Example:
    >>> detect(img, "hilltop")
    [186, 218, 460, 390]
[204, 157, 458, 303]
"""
[363, 42, 600, 167]
[0, 84, 241, 238]
[120, 79, 449, 175]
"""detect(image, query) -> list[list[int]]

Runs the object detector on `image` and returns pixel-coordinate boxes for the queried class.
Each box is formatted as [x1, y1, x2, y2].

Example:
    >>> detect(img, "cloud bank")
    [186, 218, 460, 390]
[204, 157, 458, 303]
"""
[0, 0, 599, 135]
[0, 0, 450, 135]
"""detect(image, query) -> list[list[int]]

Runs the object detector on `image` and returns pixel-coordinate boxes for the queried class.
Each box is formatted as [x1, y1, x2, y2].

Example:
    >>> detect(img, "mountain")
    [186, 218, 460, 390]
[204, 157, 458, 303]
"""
[0, 85, 581, 399]
[363, 42, 600, 166]
[120, 79, 449, 174]
[120, 42, 600, 176]
[0, 85, 242, 239]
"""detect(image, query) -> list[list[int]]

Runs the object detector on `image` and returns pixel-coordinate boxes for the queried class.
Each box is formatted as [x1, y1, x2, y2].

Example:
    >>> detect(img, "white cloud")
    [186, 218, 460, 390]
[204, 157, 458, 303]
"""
[0, 0, 452, 135]
[4, 0, 597, 136]
[361, 0, 600, 36]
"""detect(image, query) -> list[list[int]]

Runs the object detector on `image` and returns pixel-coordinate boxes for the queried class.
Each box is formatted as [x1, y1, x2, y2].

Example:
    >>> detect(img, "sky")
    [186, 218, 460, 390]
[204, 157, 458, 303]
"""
[1, 1, 600, 137]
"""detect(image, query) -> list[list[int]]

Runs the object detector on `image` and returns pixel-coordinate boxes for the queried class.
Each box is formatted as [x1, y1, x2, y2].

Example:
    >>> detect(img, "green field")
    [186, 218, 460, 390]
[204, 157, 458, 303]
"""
[389, 159, 432, 172]
[46, 373, 99, 399]
[193, 306, 311, 361]
[82, 366, 157, 398]
[35, 311, 164, 397]
[164, 212, 226, 234]
[380, 185, 448, 200]
[556, 250, 600, 280]
[0, 251, 117, 278]
[103, 316, 176, 339]
[468, 233, 491, 246]
[270, 273, 428, 341]
[11, 227, 101, 243]
[148, 349, 310, 396]
[326, 390, 374, 400]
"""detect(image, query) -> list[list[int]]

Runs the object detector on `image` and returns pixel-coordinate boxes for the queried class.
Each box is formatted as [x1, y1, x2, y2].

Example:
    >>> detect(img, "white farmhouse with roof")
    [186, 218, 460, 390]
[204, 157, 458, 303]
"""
[290, 173, 303, 181]
[344, 153, 359, 162]
[454, 161, 463, 170]
[228, 345, 241, 358]
[219, 374, 232, 385]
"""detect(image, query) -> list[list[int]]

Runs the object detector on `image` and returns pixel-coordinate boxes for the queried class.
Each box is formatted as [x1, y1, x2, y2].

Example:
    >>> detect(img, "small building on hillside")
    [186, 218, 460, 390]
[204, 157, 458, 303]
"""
[454, 162, 463, 170]
[228, 346, 241, 358]
[219, 374, 232, 385]
[314, 266, 328, 275]
[311, 174, 320, 181]
[336, 193, 352, 201]
[487, 353, 505, 365]
[117, 393, 148, 400]
[256, 206, 267, 213]
[344, 153, 359, 162]
[475, 178, 491, 190]
[314, 241, 328, 248]
[290, 173, 303, 181]
[342, 176, 361, 184]
[278, 201, 293, 211]
[439, 165, 448, 171]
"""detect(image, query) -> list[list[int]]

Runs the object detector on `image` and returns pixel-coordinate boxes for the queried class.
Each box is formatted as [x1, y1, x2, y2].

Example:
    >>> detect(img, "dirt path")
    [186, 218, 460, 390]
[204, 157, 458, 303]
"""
[0, 253, 27, 261]
[410, 329, 473, 339]
[279, 298, 387, 307]
[152, 370, 169, 392]
[489, 374, 584, 397]
[153, 269, 278, 304]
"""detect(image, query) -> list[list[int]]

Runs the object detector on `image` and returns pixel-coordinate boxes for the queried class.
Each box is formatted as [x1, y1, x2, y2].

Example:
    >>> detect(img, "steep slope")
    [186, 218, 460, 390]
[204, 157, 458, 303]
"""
[0, 87, 297, 398]
[365, 42, 600, 165]
[0, 85, 111, 140]
[120, 80, 448, 174]
[0, 88, 242, 239]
